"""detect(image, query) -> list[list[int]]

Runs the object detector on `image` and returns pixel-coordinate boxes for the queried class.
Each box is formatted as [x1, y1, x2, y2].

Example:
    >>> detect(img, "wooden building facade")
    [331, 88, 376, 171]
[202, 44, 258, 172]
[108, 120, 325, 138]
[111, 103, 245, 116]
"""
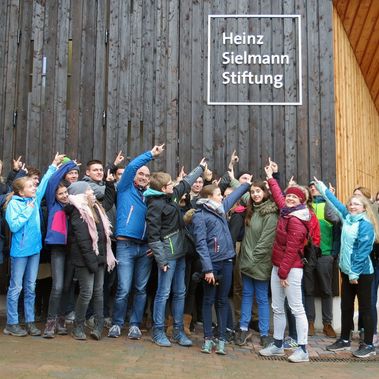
[0, 0, 377, 198]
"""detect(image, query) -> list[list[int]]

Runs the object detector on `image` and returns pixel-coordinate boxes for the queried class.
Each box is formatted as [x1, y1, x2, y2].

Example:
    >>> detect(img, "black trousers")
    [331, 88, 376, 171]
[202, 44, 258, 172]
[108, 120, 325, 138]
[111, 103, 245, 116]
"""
[340, 272, 374, 344]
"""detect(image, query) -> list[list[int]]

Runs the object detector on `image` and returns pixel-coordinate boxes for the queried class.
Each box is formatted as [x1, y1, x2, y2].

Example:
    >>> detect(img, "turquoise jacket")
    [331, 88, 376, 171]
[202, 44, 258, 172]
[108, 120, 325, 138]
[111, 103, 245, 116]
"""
[316, 181, 374, 280]
[5, 165, 57, 257]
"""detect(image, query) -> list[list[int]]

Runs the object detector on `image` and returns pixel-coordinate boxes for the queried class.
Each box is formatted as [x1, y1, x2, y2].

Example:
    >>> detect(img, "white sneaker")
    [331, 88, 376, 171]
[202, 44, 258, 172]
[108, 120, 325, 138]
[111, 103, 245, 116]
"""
[288, 347, 309, 363]
[373, 334, 379, 347]
[259, 342, 285, 356]
[108, 324, 121, 338]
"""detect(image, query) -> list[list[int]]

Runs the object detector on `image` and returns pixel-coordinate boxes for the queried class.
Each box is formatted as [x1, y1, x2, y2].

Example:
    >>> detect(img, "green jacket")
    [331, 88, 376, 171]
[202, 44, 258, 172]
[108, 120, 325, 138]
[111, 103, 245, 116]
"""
[239, 199, 278, 281]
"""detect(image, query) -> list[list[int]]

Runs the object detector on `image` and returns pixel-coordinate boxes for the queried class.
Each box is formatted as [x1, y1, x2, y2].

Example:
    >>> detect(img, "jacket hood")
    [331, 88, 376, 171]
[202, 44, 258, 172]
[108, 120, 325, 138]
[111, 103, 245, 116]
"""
[143, 188, 165, 198]
[82, 175, 104, 186]
[254, 199, 278, 216]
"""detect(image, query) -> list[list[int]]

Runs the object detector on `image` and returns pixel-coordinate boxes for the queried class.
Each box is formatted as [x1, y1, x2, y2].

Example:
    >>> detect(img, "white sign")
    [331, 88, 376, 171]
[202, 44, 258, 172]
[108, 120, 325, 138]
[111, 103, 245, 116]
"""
[207, 15, 302, 106]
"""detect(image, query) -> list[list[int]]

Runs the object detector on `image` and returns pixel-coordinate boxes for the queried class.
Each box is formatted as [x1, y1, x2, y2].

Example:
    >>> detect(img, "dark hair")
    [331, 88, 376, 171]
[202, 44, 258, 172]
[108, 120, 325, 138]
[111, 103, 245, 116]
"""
[86, 160, 103, 169]
[27, 166, 41, 178]
[199, 184, 219, 198]
[245, 181, 270, 226]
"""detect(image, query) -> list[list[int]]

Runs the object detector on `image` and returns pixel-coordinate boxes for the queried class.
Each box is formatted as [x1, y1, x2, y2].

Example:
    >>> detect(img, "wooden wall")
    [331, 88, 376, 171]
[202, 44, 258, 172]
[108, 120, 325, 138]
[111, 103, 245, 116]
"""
[0, 0, 336, 187]
[333, 7, 379, 202]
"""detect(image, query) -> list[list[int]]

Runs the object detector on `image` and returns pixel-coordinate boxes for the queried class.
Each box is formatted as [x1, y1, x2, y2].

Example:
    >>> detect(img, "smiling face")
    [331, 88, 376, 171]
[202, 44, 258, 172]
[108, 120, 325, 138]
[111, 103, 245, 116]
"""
[134, 166, 150, 188]
[191, 177, 204, 194]
[309, 184, 320, 197]
[20, 179, 36, 198]
[65, 169, 79, 184]
[86, 163, 104, 182]
[250, 186, 266, 204]
[285, 193, 301, 208]
[348, 197, 365, 215]
[56, 185, 69, 204]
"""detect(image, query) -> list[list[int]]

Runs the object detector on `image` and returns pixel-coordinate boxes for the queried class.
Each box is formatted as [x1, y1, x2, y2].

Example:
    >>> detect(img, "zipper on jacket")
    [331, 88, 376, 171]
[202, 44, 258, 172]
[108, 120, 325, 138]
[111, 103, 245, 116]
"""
[214, 238, 218, 253]
[126, 205, 134, 224]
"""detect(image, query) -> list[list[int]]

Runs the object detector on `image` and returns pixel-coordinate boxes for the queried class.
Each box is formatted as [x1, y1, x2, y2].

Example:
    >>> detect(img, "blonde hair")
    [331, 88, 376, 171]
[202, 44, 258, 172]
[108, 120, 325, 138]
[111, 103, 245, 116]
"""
[348, 195, 379, 243]
[149, 172, 171, 191]
[3, 177, 33, 209]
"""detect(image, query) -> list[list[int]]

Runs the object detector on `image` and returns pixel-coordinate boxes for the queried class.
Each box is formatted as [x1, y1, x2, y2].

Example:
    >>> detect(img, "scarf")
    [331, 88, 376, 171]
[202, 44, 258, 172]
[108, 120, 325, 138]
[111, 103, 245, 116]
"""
[196, 198, 225, 215]
[68, 194, 117, 272]
[280, 203, 306, 217]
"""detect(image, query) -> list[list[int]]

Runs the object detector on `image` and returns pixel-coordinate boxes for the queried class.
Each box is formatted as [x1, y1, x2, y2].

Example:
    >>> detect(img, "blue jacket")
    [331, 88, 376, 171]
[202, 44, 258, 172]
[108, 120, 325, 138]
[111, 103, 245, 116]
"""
[45, 161, 77, 245]
[316, 181, 374, 280]
[115, 151, 153, 240]
[6, 165, 57, 257]
[192, 183, 250, 273]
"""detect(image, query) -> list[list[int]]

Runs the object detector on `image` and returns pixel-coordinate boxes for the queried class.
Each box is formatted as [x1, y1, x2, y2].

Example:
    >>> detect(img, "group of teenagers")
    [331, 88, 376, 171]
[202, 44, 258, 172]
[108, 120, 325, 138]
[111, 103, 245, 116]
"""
[0, 144, 379, 363]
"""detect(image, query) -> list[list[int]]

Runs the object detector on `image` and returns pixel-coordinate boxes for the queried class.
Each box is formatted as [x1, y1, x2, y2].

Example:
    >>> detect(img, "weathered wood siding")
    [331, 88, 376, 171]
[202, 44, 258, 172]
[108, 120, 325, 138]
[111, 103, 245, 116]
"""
[333, 7, 379, 202]
[0, 0, 336, 187]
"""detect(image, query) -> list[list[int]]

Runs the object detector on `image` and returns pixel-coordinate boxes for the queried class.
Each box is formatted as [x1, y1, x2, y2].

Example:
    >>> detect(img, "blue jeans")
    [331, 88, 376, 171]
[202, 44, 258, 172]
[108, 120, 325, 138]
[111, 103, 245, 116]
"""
[153, 256, 186, 329]
[240, 275, 270, 336]
[7, 254, 40, 325]
[112, 240, 152, 327]
[202, 259, 233, 340]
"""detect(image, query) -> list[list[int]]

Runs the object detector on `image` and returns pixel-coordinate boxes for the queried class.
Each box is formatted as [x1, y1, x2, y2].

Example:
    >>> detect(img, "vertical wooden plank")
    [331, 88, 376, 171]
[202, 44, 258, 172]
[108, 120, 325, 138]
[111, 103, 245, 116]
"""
[66, 0, 83, 160]
[260, 0, 273, 170]
[202, 0, 215, 169]
[306, 0, 321, 182]
[178, 0, 192, 169]
[271, 0, 285, 182]
[107, 0, 121, 160]
[79, 0, 97, 165]
[93, 0, 107, 160]
[236, 0, 249, 176]
[40, 0, 58, 168]
[295, 0, 309, 184]
[129, 0, 144, 158]
[141, 0, 155, 152]
[14, 0, 33, 160]
[319, 0, 336, 184]
[26, 0, 45, 168]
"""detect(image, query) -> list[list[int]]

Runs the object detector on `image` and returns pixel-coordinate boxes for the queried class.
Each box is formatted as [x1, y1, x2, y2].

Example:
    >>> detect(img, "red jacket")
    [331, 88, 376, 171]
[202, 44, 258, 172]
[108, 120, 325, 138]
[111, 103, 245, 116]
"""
[268, 178, 320, 280]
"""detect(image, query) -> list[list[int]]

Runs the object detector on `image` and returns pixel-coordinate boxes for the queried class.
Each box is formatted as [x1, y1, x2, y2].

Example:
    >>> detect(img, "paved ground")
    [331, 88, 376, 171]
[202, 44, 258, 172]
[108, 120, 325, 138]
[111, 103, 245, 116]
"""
[0, 320, 378, 379]
[0, 295, 378, 378]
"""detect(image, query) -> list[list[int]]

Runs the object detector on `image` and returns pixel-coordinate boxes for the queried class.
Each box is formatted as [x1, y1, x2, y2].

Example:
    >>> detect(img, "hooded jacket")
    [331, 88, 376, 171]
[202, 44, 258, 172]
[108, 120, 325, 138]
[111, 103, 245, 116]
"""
[5, 165, 57, 257]
[316, 181, 374, 280]
[268, 178, 313, 279]
[144, 165, 204, 268]
[239, 199, 278, 281]
[192, 183, 250, 273]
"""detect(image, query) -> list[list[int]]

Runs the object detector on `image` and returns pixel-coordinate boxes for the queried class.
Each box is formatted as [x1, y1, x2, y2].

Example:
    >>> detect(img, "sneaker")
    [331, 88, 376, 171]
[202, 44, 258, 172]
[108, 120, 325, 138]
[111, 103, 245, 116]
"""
[373, 334, 379, 347]
[353, 343, 376, 358]
[235, 329, 251, 346]
[72, 324, 86, 340]
[128, 325, 142, 340]
[260, 335, 273, 348]
[108, 324, 121, 338]
[172, 327, 192, 346]
[259, 342, 285, 357]
[85, 315, 95, 329]
[3, 324, 27, 337]
[43, 319, 56, 339]
[216, 339, 227, 355]
[283, 336, 299, 350]
[152, 327, 171, 347]
[56, 316, 68, 335]
[201, 338, 215, 354]
[225, 328, 235, 343]
[326, 339, 351, 352]
[65, 311, 75, 324]
[25, 322, 41, 336]
[323, 323, 337, 338]
[288, 347, 309, 363]
[90, 329, 102, 341]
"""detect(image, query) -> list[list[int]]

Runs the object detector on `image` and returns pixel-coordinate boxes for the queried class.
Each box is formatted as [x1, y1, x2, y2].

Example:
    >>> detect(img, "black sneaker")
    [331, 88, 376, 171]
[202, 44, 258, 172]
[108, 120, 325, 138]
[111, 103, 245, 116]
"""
[235, 329, 251, 346]
[353, 343, 376, 358]
[3, 324, 27, 337]
[25, 322, 41, 336]
[326, 339, 351, 351]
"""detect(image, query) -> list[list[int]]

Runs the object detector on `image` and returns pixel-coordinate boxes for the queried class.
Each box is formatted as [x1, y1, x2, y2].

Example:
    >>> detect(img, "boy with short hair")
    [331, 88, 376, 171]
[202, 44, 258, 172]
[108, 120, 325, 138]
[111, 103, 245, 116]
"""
[144, 158, 206, 347]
